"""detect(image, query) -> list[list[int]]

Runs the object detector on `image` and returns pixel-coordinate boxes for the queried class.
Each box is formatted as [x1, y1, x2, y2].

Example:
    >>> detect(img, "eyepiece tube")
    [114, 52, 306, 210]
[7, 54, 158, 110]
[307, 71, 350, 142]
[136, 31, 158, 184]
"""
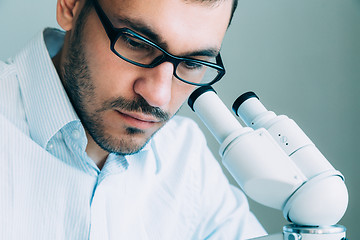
[188, 86, 243, 144]
[232, 91, 271, 127]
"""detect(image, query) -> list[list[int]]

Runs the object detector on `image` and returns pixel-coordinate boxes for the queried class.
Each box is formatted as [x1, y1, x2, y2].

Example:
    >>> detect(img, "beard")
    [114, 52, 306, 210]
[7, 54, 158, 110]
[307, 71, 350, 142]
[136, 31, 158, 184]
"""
[61, 5, 170, 155]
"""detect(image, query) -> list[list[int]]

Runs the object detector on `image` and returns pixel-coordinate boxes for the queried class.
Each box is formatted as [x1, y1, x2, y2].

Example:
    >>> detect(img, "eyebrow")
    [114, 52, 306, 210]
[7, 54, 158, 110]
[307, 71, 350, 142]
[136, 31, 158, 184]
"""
[114, 17, 166, 47]
[113, 16, 220, 58]
[182, 49, 220, 58]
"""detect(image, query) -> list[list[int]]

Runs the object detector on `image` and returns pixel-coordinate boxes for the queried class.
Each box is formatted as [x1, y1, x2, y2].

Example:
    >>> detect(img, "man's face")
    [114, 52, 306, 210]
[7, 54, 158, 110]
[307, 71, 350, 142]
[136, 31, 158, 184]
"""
[61, 0, 232, 155]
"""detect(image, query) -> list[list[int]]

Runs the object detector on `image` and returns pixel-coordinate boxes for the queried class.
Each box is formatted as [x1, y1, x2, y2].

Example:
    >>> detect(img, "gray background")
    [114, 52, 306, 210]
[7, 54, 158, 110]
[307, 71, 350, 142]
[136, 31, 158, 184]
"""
[1, 0, 359, 239]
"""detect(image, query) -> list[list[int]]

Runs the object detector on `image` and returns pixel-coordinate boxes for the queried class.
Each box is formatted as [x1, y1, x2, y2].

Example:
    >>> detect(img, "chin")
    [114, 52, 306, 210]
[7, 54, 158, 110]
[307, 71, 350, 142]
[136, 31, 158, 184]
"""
[92, 129, 151, 155]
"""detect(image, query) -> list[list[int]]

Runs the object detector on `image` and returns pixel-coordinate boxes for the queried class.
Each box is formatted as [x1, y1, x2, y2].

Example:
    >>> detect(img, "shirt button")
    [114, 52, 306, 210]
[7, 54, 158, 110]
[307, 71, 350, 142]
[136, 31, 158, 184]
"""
[47, 143, 54, 150]
[71, 129, 81, 139]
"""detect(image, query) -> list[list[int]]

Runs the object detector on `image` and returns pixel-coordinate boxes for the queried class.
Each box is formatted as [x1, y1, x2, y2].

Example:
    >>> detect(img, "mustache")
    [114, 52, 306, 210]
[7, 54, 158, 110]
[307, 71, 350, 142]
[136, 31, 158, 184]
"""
[98, 96, 170, 122]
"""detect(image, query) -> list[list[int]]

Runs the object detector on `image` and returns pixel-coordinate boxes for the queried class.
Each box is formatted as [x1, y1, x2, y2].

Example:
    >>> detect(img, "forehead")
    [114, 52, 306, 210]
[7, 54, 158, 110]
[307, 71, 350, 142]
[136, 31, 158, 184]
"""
[101, 0, 233, 55]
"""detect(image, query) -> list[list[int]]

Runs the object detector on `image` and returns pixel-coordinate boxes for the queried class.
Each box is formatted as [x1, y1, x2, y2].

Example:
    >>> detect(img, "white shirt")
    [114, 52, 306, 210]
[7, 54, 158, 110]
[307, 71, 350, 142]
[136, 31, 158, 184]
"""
[0, 28, 266, 240]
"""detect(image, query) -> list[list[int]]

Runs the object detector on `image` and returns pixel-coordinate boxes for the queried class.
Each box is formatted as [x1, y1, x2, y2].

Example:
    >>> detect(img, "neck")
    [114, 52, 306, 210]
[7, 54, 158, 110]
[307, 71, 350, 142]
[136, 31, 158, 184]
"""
[85, 132, 109, 169]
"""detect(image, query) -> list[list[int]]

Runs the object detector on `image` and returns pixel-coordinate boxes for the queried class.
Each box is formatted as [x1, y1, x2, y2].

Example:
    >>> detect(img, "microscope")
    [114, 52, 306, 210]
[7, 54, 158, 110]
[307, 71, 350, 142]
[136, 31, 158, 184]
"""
[188, 86, 349, 240]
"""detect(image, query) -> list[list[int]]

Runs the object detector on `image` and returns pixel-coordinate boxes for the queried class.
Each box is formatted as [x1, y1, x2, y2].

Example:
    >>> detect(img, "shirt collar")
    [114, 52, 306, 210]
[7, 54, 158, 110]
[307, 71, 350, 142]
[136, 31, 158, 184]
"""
[14, 28, 79, 149]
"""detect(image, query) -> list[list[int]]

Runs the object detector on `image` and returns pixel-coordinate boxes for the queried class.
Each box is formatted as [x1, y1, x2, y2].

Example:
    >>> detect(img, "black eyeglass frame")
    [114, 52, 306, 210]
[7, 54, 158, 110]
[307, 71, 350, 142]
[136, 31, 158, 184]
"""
[92, 0, 226, 86]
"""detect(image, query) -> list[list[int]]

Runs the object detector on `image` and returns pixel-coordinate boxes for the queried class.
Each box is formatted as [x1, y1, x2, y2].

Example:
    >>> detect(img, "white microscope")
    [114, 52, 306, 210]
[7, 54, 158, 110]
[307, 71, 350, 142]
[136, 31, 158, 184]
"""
[188, 86, 349, 240]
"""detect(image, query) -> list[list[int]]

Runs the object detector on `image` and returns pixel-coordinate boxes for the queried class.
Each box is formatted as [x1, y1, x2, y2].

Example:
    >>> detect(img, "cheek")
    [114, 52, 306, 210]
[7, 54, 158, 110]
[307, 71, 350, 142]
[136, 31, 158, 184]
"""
[82, 18, 139, 101]
[92, 61, 138, 101]
[168, 81, 197, 114]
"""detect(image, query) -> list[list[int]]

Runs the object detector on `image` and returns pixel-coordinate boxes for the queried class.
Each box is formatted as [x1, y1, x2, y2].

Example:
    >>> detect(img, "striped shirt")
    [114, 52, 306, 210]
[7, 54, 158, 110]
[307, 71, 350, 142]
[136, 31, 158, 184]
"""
[0, 28, 266, 240]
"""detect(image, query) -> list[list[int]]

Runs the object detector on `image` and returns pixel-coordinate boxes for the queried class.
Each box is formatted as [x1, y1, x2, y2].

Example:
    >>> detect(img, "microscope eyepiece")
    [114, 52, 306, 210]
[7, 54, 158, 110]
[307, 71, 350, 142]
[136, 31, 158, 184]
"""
[187, 86, 243, 143]
[188, 86, 216, 111]
[232, 91, 258, 116]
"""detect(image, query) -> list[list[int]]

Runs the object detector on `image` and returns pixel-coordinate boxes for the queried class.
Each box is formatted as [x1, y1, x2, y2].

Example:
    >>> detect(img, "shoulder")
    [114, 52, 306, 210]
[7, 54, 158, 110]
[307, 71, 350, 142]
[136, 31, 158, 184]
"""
[155, 115, 207, 150]
[0, 58, 19, 104]
[0, 58, 15, 78]
[151, 115, 216, 179]
[159, 115, 205, 139]
[151, 115, 209, 163]
[0, 59, 29, 134]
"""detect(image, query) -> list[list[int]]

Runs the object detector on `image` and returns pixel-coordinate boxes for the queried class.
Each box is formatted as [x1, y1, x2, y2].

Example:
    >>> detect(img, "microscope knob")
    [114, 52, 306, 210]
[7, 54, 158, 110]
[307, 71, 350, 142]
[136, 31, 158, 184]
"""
[287, 233, 302, 240]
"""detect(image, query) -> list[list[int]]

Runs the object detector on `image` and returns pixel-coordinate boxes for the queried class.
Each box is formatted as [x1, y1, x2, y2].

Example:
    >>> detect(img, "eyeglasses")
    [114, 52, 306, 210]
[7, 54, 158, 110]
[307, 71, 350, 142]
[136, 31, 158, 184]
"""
[92, 0, 226, 86]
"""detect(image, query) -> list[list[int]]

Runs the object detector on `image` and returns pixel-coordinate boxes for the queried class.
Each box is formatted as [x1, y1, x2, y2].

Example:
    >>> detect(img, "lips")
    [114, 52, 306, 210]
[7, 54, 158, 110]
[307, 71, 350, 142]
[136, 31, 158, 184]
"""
[115, 110, 160, 129]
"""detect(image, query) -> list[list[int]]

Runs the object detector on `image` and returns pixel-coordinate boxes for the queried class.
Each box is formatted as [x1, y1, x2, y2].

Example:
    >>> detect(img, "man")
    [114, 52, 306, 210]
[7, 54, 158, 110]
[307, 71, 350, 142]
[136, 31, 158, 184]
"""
[0, 0, 266, 239]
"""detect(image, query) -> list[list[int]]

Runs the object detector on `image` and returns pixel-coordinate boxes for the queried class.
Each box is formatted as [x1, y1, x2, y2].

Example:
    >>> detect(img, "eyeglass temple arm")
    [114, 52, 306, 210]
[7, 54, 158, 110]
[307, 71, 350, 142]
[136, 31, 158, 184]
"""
[92, 0, 117, 40]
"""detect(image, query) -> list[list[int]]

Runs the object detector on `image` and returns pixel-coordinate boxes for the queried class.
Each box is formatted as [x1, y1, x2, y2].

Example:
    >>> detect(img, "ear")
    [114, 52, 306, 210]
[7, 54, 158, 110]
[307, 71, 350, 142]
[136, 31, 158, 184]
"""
[56, 0, 82, 31]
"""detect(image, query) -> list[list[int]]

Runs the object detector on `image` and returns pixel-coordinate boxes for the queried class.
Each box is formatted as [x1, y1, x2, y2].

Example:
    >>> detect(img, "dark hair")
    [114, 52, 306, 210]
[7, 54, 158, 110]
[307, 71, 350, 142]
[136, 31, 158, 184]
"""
[83, 0, 238, 26]
[185, 0, 238, 25]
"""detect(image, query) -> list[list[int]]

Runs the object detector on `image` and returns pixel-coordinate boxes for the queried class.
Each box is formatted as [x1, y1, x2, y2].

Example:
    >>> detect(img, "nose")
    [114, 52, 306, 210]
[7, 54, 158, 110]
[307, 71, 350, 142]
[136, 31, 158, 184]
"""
[133, 62, 174, 108]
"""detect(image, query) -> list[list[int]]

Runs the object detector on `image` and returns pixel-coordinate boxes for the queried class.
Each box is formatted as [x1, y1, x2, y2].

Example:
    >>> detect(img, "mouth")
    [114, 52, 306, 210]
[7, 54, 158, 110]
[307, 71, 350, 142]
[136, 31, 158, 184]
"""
[115, 110, 161, 130]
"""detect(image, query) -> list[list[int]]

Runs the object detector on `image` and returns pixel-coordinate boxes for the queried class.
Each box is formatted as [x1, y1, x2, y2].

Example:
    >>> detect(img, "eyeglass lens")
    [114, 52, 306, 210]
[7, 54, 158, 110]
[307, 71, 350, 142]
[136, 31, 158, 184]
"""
[114, 32, 221, 85]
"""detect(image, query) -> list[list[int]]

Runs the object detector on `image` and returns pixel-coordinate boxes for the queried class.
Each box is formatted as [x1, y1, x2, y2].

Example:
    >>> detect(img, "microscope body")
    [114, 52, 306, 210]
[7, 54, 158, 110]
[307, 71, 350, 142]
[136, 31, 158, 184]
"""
[188, 87, 348, 240]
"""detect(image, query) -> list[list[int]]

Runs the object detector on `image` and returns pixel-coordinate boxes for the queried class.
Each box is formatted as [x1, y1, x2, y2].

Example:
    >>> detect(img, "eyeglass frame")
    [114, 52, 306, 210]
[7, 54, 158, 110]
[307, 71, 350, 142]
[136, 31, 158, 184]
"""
[92, 0, 226, 86]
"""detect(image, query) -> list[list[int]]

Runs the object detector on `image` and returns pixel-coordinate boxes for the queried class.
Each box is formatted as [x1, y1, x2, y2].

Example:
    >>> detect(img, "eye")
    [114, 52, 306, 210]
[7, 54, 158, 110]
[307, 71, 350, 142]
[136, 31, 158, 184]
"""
[182, 60, 204, 70]
[119, 34, 152, 52]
